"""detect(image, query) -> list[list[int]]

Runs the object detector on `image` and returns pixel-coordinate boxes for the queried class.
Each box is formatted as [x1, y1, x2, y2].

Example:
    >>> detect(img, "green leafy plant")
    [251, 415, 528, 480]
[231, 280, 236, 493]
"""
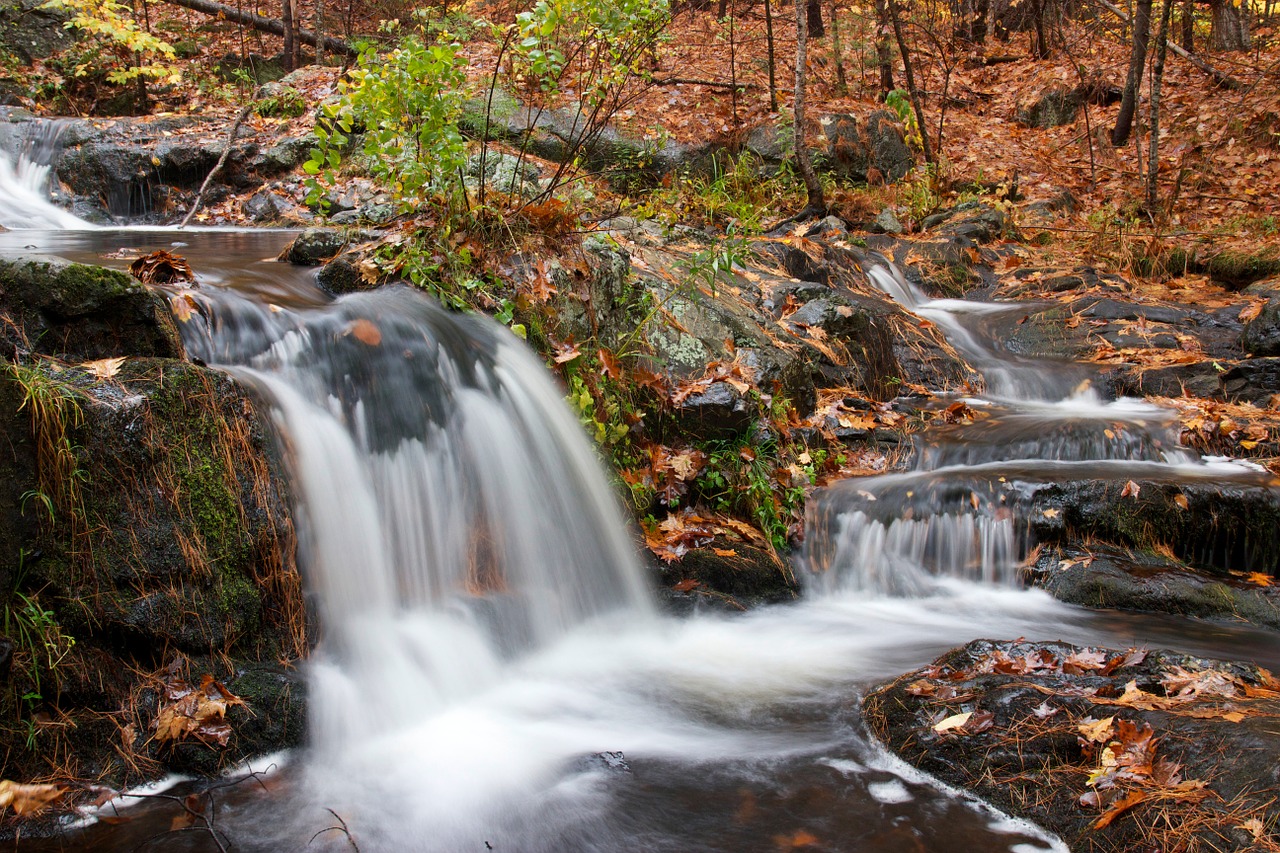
[305, 32, 470, 213]
[43, 0, 179, 85]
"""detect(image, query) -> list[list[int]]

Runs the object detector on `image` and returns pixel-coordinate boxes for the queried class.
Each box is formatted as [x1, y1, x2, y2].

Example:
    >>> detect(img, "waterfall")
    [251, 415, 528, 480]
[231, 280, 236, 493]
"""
[0, 118, 92, 230]
[182, 285, 655, 749]
[804, 260, 1269, 594]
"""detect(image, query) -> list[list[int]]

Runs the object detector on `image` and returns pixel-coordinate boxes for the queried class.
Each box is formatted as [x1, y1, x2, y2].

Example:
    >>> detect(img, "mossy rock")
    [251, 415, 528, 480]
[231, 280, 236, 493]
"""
[0, 257, 183, 361]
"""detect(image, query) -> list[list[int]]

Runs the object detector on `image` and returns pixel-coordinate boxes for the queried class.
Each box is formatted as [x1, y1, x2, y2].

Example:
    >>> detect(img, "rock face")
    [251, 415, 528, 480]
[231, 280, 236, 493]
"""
[0, 258, 306, 790]
[865, 639, 1280, 853]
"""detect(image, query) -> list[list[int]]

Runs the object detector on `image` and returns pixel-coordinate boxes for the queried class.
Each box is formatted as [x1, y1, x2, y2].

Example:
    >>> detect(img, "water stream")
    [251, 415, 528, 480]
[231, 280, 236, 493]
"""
[2, 142, 1278, 851]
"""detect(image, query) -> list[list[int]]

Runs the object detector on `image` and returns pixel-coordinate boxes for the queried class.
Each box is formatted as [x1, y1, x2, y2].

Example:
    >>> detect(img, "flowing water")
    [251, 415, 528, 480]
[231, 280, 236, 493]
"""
[2, 142, 1279, 852]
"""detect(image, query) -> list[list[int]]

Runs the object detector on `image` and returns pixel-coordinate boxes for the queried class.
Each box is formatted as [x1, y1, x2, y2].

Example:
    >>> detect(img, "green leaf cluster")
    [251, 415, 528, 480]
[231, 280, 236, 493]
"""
[43, 0, 179, 85]
[305, 35, 469, 212]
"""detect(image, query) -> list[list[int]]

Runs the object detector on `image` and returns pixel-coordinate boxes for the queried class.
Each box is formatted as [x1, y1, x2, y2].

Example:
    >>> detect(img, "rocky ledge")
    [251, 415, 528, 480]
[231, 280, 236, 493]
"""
[865, 639, 1280, 852]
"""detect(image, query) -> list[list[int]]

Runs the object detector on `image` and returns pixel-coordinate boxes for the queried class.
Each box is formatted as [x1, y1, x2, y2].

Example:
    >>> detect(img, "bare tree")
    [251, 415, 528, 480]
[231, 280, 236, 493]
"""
[874, 0, 895, 97]
[793, 0, 827, 217]
[1147, 0, 1174, 208]
[1112, 0, 1151, 146]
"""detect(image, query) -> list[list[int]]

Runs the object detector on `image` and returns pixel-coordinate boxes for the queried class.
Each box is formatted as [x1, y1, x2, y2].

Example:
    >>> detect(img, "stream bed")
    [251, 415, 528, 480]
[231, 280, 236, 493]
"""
[3, 224, 1278, 852]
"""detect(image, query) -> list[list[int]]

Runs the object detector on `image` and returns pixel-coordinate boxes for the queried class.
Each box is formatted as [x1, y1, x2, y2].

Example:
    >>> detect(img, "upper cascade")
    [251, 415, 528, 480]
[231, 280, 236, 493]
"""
[0, 118, 94, 230]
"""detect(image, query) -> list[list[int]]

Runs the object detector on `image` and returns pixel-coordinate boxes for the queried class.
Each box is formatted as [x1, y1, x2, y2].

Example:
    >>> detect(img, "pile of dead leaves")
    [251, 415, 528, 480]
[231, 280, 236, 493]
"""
[152, 672, 246, 748]
[642, 506, 773, 564]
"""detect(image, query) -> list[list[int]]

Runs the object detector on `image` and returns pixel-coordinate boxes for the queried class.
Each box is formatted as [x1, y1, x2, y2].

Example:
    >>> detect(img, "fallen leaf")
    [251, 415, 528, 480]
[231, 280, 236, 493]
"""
[0, 780, 66, 816]
[1120, 480, 1141, 499]
[1077, 716, 1116, 743]
[1173, 494, 1189, 510]
[1092, 789, 1145, 829]
[933, 711, 973, 733]
[347, 319, 382, 346]
[80, 356, 126, 380]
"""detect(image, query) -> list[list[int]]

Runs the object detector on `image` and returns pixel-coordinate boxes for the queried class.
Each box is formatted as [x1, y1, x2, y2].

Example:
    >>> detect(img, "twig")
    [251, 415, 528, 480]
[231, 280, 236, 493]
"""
[309, 807, 361, 852]
[180, 91, 260, 228]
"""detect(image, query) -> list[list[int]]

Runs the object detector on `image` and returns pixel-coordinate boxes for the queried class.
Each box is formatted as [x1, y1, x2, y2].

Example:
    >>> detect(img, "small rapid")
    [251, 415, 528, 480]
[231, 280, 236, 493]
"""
[0, 167, 1276, 850]
[806, 260, 1275, 595]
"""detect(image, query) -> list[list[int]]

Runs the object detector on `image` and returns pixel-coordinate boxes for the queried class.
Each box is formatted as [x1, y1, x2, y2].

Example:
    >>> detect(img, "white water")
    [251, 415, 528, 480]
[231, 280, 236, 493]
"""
[0, 176, 1274, 849]
[0, 122, 95, 230]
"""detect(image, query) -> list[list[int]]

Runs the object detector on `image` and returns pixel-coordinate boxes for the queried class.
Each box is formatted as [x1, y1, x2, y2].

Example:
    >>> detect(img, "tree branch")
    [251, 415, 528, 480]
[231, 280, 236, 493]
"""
[160, 0, 357, 57]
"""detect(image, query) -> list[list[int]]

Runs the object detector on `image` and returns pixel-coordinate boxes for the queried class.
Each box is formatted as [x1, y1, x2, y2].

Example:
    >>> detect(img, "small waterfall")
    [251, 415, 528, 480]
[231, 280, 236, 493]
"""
[805, 260, 1269, 594]
[182, 286, 654, 749]
[0, 118, 92, 230]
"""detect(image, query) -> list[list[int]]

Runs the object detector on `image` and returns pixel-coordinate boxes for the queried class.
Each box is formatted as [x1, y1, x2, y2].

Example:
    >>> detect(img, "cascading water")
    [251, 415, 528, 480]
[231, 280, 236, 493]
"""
[0, 119, 93, 230]
[806, 259, 1275, 596]
[3, 185, 1278, 849]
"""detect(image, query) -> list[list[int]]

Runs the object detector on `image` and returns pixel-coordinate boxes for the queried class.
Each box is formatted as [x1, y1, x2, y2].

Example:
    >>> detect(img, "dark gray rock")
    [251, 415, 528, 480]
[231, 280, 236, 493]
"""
[864, 110, 913, 182]
[1029, 544, 1280, 629]
[866, 639, 1280, 853]
[0, 256, 183, 361]
[0, 0, 74, 66]
[242, 190, 288, 223]
[1015, 86, 1082, 127]
[280, 227, 349, 266]
[1220, 357, 1280, 405]
[1241, 298, 1280, 356]
[671, 380, 754, 440]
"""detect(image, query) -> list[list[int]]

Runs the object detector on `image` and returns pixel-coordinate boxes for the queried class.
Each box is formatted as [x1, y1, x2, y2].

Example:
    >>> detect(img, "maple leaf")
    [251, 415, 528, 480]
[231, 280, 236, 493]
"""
[1119, 480, 1141, 499]
[1063, 648, 1108, 674]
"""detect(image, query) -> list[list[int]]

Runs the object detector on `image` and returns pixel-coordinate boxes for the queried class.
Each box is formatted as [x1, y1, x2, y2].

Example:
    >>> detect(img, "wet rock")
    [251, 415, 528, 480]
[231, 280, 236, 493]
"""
[658, 540, 798, 612]
[280, 227, 349, 266]
[464, 151, 544, 199]
[1241, 298, 1280, 356]
[1029, 476, 1280, 578]
[866, 639, 1280, 853]
[316, 251, 371, 295]
[1106, 362, 1227, 400]
[931, 203, 1006, 244]
[1027, 544, 1280, 629]
[0, 256, 183, 361]
[1219, 357, 1280, 406]
[671, 381, 753, 440]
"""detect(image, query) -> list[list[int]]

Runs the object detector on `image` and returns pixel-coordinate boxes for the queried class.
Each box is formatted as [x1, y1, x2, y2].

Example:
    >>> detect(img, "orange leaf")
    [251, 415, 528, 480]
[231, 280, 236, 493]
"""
[1093, 790, 1146, 829]
[348, 319, 382, 346]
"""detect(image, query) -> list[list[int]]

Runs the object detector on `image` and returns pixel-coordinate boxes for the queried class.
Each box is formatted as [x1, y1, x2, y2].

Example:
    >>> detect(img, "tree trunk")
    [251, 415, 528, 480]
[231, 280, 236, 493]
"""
[159, 0, 357, 56]
[1111, 0, 1151, 146]
[831, 0, 848, 93]
[281, 0, 297, 70]
[887, 0, 934, 162]
[1147, 0, 1174, 209]
[807, 0, 825, 37]
[1180, 0, 1193, 50]
[793, 0, 826, 216]
[874, 0, 895, 97]
[765, 0, 779, 110]
[1210, 0, 1251, 49]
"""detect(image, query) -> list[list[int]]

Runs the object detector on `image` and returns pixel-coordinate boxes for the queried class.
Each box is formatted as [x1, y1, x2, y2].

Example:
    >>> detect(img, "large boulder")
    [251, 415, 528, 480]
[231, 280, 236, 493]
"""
[0, 257, 184, 361]
[0, 258, 306, 790]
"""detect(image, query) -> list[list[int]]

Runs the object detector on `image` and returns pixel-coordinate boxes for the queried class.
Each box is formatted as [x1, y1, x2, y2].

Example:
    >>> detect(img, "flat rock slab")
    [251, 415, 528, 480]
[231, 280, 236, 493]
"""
[865, 639, 1280, 852]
